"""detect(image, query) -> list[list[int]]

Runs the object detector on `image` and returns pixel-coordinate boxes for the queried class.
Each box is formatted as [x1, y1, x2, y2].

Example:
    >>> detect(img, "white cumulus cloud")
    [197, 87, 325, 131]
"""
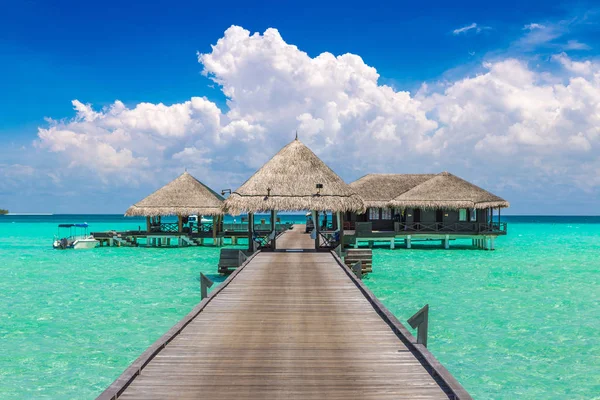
[30, 26, 600, 210]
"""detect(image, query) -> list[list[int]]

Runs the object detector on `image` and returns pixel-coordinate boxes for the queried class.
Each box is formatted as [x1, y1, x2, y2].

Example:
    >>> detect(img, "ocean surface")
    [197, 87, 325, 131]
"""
[0, 214, 598, 399]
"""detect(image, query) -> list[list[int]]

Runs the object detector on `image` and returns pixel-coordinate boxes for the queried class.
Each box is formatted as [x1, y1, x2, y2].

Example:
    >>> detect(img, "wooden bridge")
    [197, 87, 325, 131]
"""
[98, 228, 471, 399]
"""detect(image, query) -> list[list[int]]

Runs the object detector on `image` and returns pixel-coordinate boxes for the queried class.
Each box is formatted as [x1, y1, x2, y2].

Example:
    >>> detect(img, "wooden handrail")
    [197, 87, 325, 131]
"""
[395, 222, 507, 234]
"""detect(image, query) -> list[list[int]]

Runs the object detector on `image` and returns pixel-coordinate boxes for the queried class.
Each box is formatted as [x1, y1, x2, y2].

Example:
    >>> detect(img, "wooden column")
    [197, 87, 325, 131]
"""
[247, 212, 254, 252]
[178, 216, 183, 233]
[146, 216, 151, 232]
[336, 211, 344, 250]
[313, 210, 319, 250]
[270, 210, 277, 250]
[212, 215, 218, 246]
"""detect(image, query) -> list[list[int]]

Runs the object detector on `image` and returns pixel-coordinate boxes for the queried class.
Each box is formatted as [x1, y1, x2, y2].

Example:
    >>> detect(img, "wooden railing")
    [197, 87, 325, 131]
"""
[318, 231, 340, 249]
[394, 222, 507, 234]
[196, 222, 213, 233]
[152, 222, 178, 233]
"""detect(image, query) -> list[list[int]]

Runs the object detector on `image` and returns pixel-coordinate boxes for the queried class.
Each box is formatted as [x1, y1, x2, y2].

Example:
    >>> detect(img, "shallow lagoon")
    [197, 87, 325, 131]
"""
[0, 215, 598, 399]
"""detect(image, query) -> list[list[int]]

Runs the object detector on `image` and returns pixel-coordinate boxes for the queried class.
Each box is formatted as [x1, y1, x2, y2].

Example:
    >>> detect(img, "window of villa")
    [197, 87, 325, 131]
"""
[470, 208, 477, 222]
[369, 208, 380, 220]
[459, 209, 467, 221]
[381, 208, 392, 220]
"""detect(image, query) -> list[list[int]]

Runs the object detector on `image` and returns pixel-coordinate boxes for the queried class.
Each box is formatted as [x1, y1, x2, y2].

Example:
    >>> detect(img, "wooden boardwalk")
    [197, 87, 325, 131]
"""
[275, 224, 314, 249]
[99, 230, 470, 400]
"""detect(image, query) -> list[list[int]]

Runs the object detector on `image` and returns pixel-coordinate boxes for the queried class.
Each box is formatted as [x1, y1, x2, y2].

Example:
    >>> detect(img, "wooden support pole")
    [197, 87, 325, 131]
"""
[146, 216, 151, 232]
[390, 238, 395, 250]
[247, 213, 254, 252]
[212, 216, 217, 246]
[178, 216, 183, 233]
[406, 235, 412, 249]
[336, 211, 344, 249]
[271, 209, 277, 250]
[444, 235, 450, 250]
[313, 210, 319, 251]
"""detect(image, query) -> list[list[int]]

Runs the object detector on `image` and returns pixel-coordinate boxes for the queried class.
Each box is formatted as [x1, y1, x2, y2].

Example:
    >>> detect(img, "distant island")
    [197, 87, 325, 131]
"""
[0, 209, 8, 215]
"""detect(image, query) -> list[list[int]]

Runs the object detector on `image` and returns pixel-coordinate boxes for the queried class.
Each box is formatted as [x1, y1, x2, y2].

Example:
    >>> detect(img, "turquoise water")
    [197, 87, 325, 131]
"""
[0, 215, 599, 399]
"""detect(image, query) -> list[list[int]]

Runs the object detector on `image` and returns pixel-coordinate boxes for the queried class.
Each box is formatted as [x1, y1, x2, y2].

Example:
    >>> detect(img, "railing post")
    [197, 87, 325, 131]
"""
[407, 304, 429, 347]
[333, 244, 342, 257]
[351, 261, 362, 280]
[200, 273, 214, 300]
[238, 251, 248, 267]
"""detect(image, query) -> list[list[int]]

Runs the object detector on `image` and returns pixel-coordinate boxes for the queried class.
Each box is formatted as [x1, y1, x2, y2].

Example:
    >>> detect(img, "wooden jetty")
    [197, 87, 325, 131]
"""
[98, 229, 471, 400]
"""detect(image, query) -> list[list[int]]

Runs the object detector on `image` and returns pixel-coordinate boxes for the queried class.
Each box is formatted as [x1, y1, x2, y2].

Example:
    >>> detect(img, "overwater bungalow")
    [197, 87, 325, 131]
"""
[98, 172, 226, 247]
[223, 137, 365, 251]
[347, 172, 509, 249]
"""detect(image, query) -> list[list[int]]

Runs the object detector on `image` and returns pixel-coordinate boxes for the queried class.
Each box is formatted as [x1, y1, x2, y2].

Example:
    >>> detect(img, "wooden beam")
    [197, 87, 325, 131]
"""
[313, 210, 319, 250]
[247, 212, 254, 252]
[271, 209, 277, 250]
[337, 211, 344, 250]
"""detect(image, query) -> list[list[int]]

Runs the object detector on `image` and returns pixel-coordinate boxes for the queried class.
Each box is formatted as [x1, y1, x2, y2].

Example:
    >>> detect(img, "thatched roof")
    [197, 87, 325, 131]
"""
[350, 174, 436, 208]
[223, 139, 365, 214]
[390, 172, 509, 210]
[125, 172, 224, 217]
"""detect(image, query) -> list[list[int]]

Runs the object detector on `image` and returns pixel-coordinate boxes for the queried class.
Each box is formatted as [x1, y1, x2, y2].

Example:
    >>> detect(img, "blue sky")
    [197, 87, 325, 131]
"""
[1, 0, 600, 214]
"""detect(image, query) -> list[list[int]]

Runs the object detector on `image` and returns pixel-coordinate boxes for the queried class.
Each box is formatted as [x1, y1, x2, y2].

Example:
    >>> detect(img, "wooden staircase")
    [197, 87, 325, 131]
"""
[344, 249, 373, 274]
[218, 249, 253, 274]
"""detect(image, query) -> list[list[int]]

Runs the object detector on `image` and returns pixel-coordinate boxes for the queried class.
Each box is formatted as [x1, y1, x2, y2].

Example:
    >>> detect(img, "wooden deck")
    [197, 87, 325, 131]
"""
[98, 230, 470, 400]
[275, 224, 314, 249]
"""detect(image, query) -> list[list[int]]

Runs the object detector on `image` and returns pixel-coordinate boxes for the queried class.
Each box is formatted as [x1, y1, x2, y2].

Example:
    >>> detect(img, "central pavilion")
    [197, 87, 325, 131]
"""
[223, 138, 365, 251]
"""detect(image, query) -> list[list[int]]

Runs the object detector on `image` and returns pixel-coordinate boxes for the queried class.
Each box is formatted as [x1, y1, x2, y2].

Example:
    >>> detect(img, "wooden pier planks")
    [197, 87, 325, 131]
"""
[102, 248, 460, 400]
[275, 224, 314, 249]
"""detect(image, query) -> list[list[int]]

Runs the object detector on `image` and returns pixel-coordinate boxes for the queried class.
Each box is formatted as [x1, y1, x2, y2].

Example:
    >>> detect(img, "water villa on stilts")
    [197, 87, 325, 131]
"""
[347, 172, 509, 250]
[93, 172, 226, 247]
[223, 137, 365, 253]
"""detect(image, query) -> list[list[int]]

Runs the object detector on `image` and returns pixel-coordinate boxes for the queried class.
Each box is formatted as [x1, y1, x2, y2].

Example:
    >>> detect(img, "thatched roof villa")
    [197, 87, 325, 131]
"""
[125, 171, 224, 235]
[347, 172, 509, 249]
[114, 141, 508, 251]
[223, 138, 364, 215]
[223, 138, 364, 250]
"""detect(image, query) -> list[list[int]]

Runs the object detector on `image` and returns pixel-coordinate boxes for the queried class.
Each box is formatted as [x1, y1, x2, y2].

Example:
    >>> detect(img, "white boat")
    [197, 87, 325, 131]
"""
[53, 223, 98, 250]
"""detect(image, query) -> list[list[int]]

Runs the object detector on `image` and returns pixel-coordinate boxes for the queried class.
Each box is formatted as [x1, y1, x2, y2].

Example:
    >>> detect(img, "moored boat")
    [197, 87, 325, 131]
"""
[53, 223, 98, 250]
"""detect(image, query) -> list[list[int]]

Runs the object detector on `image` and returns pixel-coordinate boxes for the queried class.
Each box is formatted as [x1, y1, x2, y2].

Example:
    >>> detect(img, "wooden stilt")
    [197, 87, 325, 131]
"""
[406, 235, 412, 249]
[444, 235, 449, 249]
